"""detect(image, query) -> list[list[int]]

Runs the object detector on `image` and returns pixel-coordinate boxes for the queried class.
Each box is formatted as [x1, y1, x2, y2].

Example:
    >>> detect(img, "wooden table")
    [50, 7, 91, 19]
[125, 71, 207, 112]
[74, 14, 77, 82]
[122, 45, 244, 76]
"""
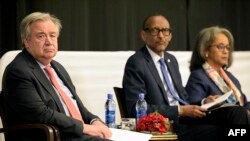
[149, 133, 178, 141]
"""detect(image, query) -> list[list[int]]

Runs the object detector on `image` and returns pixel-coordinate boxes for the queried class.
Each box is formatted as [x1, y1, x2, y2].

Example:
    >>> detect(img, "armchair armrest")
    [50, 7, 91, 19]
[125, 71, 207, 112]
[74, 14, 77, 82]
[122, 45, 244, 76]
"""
[0, 123, 60, 141]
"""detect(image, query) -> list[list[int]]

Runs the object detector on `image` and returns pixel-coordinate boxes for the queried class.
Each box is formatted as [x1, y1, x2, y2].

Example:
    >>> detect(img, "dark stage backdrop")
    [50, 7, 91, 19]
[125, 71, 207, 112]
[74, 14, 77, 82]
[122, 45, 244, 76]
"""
[1, 0, 250, 57]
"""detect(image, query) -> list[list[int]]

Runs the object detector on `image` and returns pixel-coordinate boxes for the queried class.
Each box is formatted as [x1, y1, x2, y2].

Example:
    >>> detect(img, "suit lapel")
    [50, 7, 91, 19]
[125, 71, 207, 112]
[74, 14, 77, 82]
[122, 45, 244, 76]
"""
[147, 59, 164, 90]
[22, 51, 67, 113]
[33, 67, 55, 94]
[141, 47, 170, 104]
[33, 67, 66, 112]
[23, 50, 57, 97]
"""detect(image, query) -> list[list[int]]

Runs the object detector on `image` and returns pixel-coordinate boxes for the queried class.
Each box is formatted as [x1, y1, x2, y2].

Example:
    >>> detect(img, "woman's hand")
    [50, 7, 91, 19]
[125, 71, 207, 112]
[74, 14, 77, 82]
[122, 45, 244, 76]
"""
[204, 95, 221, 104]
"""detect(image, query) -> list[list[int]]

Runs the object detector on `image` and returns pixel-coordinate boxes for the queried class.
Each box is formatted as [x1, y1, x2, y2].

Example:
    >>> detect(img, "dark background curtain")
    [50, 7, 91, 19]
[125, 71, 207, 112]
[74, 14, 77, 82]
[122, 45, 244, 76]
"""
[1, 0, 250, 57]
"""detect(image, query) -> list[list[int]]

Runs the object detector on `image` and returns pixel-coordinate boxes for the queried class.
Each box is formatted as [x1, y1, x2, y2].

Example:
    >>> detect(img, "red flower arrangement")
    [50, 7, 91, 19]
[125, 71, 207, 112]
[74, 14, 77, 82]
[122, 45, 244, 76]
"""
[135, 111, 172, 134]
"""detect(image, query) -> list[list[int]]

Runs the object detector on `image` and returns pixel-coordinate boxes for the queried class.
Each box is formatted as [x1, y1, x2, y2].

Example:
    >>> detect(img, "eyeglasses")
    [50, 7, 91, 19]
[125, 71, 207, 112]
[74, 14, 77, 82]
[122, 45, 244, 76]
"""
[210, 43, 231, 52]
[143, 28, 172, 36]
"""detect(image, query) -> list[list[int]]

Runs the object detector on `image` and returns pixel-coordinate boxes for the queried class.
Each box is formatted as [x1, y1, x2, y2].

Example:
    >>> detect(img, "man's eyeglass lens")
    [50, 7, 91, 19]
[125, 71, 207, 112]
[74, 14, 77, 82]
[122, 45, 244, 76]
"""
[144, 28, 171, 36]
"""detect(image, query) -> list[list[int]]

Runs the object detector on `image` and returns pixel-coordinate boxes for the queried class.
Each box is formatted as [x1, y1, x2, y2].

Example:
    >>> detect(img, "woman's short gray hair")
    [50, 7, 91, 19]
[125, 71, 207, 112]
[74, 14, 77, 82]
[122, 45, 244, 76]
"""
[190, 26, 234, 71]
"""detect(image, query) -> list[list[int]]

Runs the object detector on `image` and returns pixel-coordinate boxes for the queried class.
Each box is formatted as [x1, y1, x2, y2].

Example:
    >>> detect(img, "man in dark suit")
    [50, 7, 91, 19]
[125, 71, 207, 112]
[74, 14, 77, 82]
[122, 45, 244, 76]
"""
[2, 12, 111, 141]
[122, 14, 250, 141]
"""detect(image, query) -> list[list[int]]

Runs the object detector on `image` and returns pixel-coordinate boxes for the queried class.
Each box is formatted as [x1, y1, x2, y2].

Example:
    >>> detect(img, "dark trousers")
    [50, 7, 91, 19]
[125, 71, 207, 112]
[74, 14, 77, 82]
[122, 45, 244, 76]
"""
[178, 106, 250, 141]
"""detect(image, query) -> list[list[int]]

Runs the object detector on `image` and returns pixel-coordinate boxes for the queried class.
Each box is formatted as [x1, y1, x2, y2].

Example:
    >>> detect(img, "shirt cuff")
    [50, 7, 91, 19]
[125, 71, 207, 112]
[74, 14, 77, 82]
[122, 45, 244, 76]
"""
[90, 118, 104, 125]
[201, 98, 206, 105]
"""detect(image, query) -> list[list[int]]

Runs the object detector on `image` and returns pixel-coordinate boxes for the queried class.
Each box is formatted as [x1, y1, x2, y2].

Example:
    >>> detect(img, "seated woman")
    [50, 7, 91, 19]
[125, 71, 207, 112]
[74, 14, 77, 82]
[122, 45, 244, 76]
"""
[186, 26, 250, 112]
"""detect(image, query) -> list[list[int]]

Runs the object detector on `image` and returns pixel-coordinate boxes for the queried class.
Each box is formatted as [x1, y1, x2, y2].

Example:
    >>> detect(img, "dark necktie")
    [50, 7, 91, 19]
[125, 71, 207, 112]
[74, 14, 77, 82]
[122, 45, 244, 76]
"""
[44, 66, 84, 122]
[159, 58, 188, 105]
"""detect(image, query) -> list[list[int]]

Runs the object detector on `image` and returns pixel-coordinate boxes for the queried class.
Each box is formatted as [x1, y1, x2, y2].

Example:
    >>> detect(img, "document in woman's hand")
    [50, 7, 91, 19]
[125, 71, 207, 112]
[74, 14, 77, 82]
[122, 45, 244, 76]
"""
[201, 90, 235, 110]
